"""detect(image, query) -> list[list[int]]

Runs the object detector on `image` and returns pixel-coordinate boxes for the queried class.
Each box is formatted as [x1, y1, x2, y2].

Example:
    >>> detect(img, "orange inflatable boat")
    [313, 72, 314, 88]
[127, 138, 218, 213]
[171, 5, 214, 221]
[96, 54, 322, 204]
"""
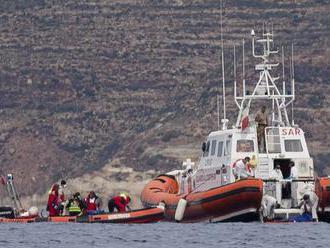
[141, 174, 263, 222]
[0, 207, 164, 224]
[316, 177, 330, 222]
[87, 207, 164, 223]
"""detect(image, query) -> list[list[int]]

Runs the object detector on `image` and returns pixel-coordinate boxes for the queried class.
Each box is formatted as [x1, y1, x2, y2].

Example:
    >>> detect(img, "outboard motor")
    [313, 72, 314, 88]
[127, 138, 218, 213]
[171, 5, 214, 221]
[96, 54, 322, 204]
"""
[0, 206, 15, 219]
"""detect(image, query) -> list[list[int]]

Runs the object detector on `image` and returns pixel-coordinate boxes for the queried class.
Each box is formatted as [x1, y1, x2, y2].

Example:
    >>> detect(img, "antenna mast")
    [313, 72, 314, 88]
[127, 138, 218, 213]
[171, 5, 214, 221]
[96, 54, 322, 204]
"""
[281, 46, 290, 126]
[282, 46, 285, 95]
[217, 95, 220, 130]
[291, 44, 295, 126]
[220, 0, 228, 130]
[242, 39, 246, 97]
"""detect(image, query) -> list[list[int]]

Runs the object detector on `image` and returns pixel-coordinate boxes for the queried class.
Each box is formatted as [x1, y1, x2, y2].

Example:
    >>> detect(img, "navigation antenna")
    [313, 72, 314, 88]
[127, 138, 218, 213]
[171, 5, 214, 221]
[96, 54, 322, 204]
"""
[220, 0, 228, 130]
[234, 27, 295, 128]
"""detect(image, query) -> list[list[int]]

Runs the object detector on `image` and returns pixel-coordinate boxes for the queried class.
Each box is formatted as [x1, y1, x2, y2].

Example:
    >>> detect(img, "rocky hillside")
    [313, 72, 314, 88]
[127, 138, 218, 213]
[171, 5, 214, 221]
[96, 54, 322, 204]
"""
[0, 0, 330, 205]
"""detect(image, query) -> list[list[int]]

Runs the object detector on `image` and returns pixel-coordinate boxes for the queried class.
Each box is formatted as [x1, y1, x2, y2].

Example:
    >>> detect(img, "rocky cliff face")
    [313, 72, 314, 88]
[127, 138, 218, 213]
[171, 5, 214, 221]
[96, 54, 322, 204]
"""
[0, 0, 329, 204]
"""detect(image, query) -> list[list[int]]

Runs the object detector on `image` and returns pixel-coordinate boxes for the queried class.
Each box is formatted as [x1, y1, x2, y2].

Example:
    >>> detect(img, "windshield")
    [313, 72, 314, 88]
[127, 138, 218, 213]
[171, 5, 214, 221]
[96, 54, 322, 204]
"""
[236, 139, 254, 152]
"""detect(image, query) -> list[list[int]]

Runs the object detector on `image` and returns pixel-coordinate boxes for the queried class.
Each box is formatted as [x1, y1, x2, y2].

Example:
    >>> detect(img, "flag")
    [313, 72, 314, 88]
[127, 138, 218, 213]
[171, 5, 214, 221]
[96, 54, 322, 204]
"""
[1, 175, 6, 185]
[241, 106, 249, 130]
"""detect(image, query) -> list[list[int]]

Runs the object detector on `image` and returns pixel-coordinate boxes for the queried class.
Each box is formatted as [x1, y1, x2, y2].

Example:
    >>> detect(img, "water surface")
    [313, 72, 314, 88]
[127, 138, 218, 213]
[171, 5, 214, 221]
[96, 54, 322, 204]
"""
[0, 222, 328, 248]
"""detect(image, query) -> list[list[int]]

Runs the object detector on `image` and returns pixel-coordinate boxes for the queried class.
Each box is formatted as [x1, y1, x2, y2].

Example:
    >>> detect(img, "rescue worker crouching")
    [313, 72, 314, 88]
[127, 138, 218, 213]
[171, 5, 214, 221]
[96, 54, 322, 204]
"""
[233, 157, 252, 180]
[108, 194, 131, 213]
[66, 192, 87, 216]
[261, 194, 280, 221]
[296, 192, 319, 222]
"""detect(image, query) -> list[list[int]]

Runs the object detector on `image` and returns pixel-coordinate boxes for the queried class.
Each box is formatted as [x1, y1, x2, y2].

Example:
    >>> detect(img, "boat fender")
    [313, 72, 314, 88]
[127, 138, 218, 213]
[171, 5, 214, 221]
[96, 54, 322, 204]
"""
[175, 198, 187, 222]
[157, 201, 166, 210]
[28, 206, 39, 216]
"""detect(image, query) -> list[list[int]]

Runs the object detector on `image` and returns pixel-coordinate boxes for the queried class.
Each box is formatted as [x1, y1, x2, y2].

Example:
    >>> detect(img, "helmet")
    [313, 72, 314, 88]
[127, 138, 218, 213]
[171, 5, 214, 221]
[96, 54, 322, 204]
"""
[120, 193, 130, 202]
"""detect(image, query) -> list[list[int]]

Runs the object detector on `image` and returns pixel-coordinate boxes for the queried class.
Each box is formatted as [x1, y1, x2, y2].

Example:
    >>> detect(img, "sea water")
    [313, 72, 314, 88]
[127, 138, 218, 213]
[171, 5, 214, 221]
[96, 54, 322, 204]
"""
[0, 222, 328, 248]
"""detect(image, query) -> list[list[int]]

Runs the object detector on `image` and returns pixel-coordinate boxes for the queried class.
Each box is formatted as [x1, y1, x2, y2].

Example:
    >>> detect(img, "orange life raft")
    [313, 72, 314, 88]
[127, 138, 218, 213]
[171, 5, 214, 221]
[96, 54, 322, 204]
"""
[141, 174, 263, 222]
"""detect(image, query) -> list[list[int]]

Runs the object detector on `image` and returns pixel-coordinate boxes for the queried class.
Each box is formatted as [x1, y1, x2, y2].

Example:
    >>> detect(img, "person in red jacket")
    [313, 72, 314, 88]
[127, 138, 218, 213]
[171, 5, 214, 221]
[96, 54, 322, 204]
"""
[108, 194, 131, 213]
[85, 191, 101, 212]
[47, 184, 61, 217]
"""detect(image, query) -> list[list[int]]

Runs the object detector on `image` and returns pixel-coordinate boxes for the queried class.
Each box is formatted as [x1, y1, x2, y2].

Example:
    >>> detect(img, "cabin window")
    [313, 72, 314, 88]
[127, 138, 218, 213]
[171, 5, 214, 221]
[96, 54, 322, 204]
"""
[224, 140, 231, 156]
[285, 139, 303, 152]
[266, 127, 281, 153]
[211, 140, 217, 156]
[217, 141, 224, 157]
[236, 139, 254, 152]
[203, 141, 210, 157]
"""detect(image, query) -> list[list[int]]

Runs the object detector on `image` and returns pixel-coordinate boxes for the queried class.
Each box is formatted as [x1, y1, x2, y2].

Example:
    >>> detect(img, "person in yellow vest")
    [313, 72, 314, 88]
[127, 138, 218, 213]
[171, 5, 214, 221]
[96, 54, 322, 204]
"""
[249, 155, 258, 176]
[66, 192, 87, 216]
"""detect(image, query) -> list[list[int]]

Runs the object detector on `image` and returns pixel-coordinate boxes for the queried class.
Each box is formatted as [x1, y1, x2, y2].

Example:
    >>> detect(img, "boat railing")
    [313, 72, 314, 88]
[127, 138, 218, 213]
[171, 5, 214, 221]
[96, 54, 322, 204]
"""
[263, 178, 315, 183]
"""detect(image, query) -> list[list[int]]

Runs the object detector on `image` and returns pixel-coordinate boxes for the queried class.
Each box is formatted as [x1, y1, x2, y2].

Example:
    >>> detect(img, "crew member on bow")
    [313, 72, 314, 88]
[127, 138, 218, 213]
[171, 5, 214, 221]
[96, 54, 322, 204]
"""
[108, 194, 131, 213]
[232, 157, 252, 180]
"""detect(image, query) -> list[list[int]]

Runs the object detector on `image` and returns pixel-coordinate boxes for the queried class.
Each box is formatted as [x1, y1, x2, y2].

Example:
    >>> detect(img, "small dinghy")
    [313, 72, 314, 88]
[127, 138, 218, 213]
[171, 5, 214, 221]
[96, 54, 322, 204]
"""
[0, 206, 164, 224]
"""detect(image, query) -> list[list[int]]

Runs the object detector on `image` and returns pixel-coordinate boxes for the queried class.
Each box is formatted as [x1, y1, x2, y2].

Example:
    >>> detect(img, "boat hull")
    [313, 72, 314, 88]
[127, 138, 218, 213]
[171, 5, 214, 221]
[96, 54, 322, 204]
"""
[140, 175, 263, 222]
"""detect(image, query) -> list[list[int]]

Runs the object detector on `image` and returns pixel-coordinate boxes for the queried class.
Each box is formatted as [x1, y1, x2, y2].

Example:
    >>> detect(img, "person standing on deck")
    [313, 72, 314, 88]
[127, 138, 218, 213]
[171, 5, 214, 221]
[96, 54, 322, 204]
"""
[288, 161, 298, 179]
[255, 106, 268, 152]
[270, 164, 284, 204]
[58, 180, 67, 203]
[47, 184, 61, 217]
[284, 161, 298, 204]
[270, 164, 283, 180]
[58, 180, 70, 215]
